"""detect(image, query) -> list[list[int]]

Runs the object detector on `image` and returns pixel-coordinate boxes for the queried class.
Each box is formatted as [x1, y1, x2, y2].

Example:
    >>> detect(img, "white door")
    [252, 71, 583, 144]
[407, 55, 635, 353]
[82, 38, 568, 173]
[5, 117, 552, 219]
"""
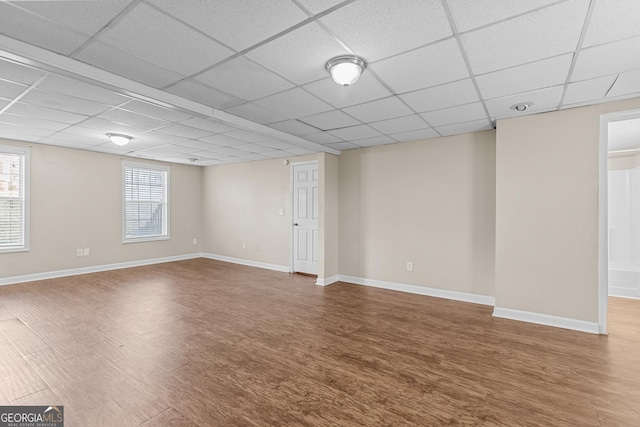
[292, 162, 319, 275]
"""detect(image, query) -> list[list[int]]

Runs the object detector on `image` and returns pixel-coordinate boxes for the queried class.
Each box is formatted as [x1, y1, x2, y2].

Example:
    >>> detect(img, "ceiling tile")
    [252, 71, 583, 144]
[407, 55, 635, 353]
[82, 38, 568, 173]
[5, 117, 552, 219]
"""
[0, 58, 45, 85]
[354, 135, 395, 147]
[0, 99, 9, 110]
[583, 0, 640, 48]
[40, 138, 98, 150]
[420, 102, 487, 127]
[369, 114, 429, 134]
[0, 113, 69, 131]
[390, 128, 439, 142]
[607, 69, 640, 98]
[285, 147, 315, 155]
[320, 0, 452, 62]
[572, 36, 640, 82]
[304, 132, 343, 144]
[562, 75, 617, 106]
[89, 143, 132, 155]
[258, 139, 297, 150]
[295, 0, 344, 15]
[223, 130, 269, 143]
[62, 124, 113, 139]
[254, 88, 332, 118]
[132, 131, 191, 146]
[6, 103, 88, 125]
[299, 110, 360, 130]
[98, 3, 233, 75]
[196, 56, 293, 101]
[247, 22, 350, 85]
[0, 80, 28, 99]
[74, 41, 186, 88]
[20, 89, 111, 116]
[327, 124, 381, 141]
[461, 0, 589, 74]
[435, 119, 493, 136]
[259, 150, 289, 159]
[238, 153, 269, 162]
[448, 0, 560, 32]
[98, 108, 170, 130]
[43, 132, 102, 145]
[485, 86, 564, 119]
[303, 74, 392, 108]
[326, 141, 359, 150]
[342, 97, 413, 123]
[234, 143, 273, 153]
[149, 0, 308, 51]
[0, 3, 89, 55]
[371, 38, 469, 94]
[120, 100, 192, 123]
[224, 103, 286, 124]
[0, 123, 53, 140]
[15, 0, 131, 36]
[476, 54, 573, 100]
[79, 117, 145, 135]
[157, 124, 212, 139]
[205, 146, 247, 156]
[199, 134, 245, 147]
[165, 80, 243, 109]
[268, 120, 319, 135]
[38, 74, 131, 106]
[179, 117, 236, 134]
[399, 79, 479, 113]
[173, 140, 218, 151]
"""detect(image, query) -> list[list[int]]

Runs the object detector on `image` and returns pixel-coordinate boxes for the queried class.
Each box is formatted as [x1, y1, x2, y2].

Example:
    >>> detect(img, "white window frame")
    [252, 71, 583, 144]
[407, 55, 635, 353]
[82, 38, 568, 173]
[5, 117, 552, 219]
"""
[0, 145, 29, 254]
[122, 161, 170, 243]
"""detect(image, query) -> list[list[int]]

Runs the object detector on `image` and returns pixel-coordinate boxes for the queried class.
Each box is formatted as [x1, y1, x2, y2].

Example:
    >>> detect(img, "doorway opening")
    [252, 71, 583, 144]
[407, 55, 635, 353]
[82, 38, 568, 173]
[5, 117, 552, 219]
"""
[600, 108, 640, 334]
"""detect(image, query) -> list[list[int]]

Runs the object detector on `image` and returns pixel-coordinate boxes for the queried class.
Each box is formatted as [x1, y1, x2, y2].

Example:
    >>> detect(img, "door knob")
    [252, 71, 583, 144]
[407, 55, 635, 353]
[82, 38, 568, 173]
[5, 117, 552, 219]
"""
[293, 223, 299, 226]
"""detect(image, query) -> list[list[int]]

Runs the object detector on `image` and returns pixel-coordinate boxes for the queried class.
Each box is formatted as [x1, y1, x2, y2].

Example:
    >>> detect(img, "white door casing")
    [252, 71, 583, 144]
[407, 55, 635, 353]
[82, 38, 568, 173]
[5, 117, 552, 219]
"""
[292, 162, 318, 274]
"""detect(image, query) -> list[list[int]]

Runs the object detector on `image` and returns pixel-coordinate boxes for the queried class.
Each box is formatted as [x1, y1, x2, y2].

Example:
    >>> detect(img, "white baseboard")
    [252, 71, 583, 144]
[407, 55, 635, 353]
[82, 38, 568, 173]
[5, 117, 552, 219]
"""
[201, 253, 290, 273]
[492, 307, 599, 334]
[608, 286, 640, 299]
[338, 275, 495, 306]
[316, 275, 339, 286]
[0, 253, 202, 286]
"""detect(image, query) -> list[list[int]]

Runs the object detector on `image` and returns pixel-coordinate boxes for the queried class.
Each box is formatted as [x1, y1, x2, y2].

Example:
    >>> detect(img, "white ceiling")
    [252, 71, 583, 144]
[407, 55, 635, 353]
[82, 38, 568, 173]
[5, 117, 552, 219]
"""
[0, 0, 639, 166]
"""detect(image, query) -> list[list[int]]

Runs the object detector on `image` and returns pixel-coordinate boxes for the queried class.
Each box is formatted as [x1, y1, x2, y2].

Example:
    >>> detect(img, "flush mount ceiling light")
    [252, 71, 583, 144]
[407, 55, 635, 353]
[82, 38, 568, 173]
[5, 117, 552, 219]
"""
[510, 102, 533, 112]
[106, 133, 133, 146]
[325, 55, 367, 87]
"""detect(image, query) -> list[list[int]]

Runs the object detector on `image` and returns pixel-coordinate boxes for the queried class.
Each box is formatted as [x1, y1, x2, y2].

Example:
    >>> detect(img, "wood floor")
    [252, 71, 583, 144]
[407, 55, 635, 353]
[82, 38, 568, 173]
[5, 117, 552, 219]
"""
[0, 259, 639, 426]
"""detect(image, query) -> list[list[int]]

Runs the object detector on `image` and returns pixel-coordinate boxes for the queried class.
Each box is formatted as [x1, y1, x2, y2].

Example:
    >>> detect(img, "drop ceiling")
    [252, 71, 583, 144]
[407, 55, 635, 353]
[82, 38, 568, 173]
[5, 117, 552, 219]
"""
[0, 0, 639, 166]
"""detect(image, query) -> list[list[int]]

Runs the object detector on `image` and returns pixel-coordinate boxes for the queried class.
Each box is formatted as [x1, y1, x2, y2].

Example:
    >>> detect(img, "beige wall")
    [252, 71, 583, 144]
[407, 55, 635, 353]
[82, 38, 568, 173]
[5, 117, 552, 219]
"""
[318, 153, 339, 280]
[338, 131, 496, 297]
[201, 155, 316, 268]
[495, 97, 640, 323]
[0, 139, 203, 279]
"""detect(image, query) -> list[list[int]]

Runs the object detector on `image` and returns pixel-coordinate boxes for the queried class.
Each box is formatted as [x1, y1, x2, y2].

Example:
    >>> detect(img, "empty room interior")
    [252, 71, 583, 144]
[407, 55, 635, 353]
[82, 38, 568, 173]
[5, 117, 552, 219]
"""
[1, 0, 640, 425]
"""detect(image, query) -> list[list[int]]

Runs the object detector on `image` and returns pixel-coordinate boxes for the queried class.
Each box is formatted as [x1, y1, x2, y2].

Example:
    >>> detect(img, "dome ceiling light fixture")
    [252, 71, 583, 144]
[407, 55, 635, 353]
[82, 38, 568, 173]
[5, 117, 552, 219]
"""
[106, 133, 133, 146]
[325, 55, 367, 87]
[510, 102, 533, 112]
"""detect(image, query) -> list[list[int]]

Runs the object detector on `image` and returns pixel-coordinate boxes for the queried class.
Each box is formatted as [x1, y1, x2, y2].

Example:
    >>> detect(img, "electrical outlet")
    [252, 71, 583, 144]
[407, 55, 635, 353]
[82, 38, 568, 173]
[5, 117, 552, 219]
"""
[278, 208, 284, 216]
[242, 242, 246, 250]
[83, 248, 90, 256]
[406, 261, 413, 271]
[76, 249, 83, 257]
[193, 238, 197, 245]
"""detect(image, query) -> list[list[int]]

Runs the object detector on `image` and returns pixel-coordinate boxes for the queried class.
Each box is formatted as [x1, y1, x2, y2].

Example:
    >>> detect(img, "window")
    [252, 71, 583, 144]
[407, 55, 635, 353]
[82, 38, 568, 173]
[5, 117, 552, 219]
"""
[0, 145, 29, 253]
[123, 162, 169, 242]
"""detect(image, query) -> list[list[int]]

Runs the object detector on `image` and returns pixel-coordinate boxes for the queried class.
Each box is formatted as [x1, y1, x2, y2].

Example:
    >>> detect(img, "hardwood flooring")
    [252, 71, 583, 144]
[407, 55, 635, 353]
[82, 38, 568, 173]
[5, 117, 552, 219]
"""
[0, 258, 639, 426]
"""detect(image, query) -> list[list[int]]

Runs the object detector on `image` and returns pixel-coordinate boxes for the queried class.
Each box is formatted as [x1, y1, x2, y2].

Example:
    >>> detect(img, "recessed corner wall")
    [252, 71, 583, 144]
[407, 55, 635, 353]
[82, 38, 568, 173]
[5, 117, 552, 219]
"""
[495, 97, 640, 324]
[338, 131, 496, 298]
[0, 139, 203, 280]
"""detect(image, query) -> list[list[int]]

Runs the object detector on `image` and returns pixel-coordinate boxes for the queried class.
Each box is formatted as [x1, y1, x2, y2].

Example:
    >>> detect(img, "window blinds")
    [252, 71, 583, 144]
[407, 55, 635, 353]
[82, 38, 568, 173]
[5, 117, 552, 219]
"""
[0, 149, 26, 251]
[124, 164, 168, 240]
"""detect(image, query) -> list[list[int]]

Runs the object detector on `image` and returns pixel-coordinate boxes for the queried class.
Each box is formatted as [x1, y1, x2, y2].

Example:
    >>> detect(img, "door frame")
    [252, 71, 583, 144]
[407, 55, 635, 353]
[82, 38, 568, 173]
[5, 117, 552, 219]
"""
[289, 160, 319, 273]
[598, 107, 640, 334]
